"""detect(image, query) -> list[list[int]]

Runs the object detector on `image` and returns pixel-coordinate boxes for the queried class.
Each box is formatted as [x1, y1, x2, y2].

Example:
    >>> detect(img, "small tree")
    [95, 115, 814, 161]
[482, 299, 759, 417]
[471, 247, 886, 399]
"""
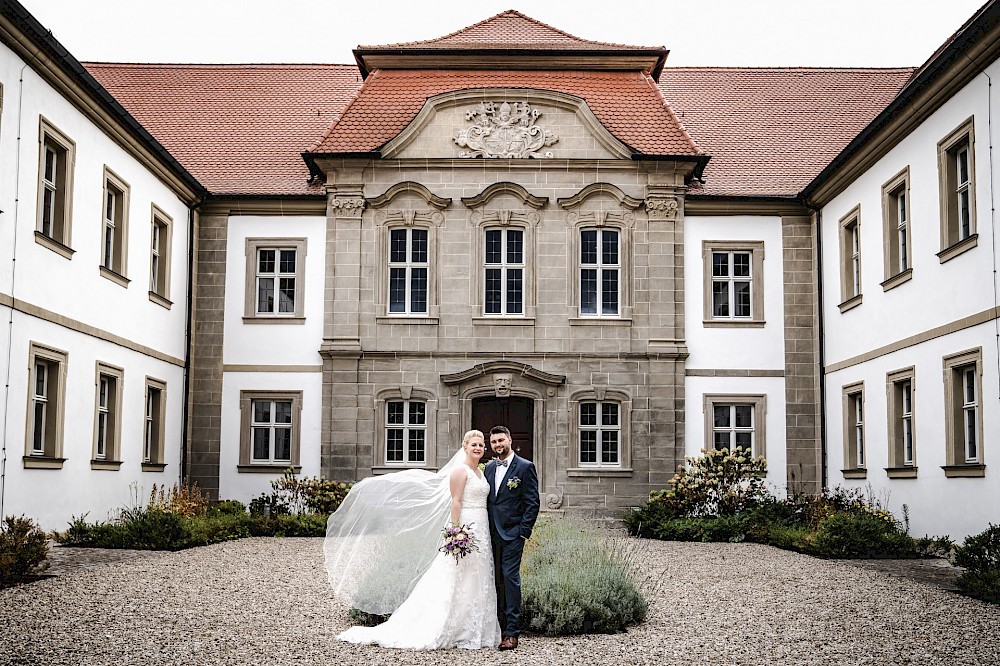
[649, 447, 768, 517]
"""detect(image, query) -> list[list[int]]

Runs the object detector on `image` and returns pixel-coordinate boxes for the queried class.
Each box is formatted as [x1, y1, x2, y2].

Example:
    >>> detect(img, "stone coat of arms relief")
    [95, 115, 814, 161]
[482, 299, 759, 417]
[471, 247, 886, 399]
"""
[454, 101, 559, 158]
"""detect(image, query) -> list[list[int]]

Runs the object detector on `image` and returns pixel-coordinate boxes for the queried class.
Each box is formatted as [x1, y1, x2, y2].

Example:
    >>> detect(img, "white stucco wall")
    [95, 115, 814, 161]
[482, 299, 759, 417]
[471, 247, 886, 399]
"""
[821, 59, 999, 540]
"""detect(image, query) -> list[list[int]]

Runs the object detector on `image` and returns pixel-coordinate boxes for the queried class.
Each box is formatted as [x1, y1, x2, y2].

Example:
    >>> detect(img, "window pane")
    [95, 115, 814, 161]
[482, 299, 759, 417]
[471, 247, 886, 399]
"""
[408, 430, 425, 462]
[44, 148, 56, 182]
[410, 268, 427, 313]
[733, 253, 750, 277]
[602, 231, 619, 265]
[386, 429, 403, 462]
[279, 250, 296, 274]
[278, 277, 295, 313]
[580, 230, 597, 265]
[580, 402, 597, 426]
[257, 277, 275, 313]
[411, 229, 428, 263]
[957, 148, 969, 184]
[601, 431, 619, 464]
[712, 281, 729, 317]
[408, 401, 425, 425]
[735, 432, 752, 451]
[506, 269, 523, 314]
[713, 406, 730, 428]
[485, 230, 502, 264]
[252, 400, 271, 424]
[734, 282, 751, 317]
[252, 428, 270, 460]
[966, 410, 977, 459]
[602, 271, 618, 315]
[713, 432, 731, 451]
[506, 230, 523, 264]
[35, 363, 47, 397]
[274, 401, 292, 425]
[735, 405, 752, 428]
[258, 249, 275, 274]
[712, 252, 729, 277]
[580, 269, 597, 314]
[33, 403, 45, 451]
[580, 431, 597, 463]
[390, 229, 407, 263]
[274, 428, 292, 461]
[602, 403, 619, 427]
[964, 368, 976, 403]
[485, 269, 502, 314]
[386, 401, 404, 425]
[389, 268, 407, 313]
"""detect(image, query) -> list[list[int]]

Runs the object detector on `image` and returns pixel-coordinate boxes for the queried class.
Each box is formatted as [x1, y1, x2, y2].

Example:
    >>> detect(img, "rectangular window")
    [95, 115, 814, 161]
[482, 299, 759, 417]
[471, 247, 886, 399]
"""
[100, 168, 130, 283]
[962, 367, 978, 463]
[385, 400, 426, 464]
[937, 118, 977, 261]
[702, 241, 765, 327]
[579, 229, 619, 316]
[484, 228, 524, 315]
[92, 363, 124, 467]
[251, 398, 294, 464]
[841, 382, 865, 476]
[703, 394, 767, 459]
[886, 368, 916, 475]
[942, 349, 984, 475]
[881, 167, 912, 290]
[579, 401, 621, 466]
[244, 238, 307, 321]
[143, 378, 166, 467]
[24, 342, 68, 468]
[149, 206, 173, 307]
[36, 118, 76, 256]
[388, 228, 429, 315]
[838, 206, 862, 311]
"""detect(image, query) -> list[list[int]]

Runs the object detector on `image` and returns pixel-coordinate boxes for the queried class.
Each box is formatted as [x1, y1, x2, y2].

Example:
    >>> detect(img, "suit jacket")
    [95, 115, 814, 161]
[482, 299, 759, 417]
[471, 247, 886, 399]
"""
[485, 454, 540, 542]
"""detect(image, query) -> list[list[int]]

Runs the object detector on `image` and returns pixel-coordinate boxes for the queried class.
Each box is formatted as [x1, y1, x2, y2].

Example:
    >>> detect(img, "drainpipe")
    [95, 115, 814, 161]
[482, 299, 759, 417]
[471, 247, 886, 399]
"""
[983, 70, 999, 413]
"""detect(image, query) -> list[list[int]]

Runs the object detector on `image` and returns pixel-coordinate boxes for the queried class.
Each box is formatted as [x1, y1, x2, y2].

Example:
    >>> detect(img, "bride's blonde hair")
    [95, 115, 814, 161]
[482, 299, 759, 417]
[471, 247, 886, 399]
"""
[462, 429, 484, 449]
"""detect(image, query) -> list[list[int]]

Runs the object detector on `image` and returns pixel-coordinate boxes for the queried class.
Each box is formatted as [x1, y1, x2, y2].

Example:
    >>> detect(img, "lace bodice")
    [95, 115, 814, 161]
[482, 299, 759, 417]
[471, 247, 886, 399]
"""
[461, 465, 489, 509]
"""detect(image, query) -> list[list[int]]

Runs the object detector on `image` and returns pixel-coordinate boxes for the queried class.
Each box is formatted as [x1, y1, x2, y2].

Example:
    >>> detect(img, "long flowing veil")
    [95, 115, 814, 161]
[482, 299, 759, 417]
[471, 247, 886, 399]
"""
[323, 448, 467, 615]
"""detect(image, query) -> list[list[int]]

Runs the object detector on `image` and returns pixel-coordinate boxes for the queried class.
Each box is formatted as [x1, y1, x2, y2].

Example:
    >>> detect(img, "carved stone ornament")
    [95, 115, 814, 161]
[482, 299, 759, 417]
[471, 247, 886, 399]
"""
[330, 197, 366, 217]
[374, 209, 445, 227]
[645, 196, 679, 221]
[567, 209, 635, 228]
[546, 492, 564, 510]
[455, 101, 558, 159]
[470, 209, 540, 227]
[494, 373, 513, 398]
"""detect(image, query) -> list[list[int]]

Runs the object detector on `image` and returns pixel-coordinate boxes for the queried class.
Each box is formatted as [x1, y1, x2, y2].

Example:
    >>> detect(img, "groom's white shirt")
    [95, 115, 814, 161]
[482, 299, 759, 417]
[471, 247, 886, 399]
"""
[494, 452, 514, 496]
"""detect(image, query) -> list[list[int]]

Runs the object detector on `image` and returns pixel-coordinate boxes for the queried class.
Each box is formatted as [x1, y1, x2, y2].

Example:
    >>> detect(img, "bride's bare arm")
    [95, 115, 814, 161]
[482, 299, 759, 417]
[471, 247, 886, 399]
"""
[448, 466, 468, 525]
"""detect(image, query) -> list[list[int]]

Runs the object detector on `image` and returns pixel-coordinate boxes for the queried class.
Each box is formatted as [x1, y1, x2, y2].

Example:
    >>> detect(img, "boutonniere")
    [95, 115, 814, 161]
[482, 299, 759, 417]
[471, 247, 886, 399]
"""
[506, 477, 521, 490]
[477, 462, 486, 472]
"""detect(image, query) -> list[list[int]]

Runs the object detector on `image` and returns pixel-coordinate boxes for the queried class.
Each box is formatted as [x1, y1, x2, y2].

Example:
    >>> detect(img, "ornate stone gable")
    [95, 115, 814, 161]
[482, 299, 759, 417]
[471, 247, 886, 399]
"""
[454, 100, 558, 158]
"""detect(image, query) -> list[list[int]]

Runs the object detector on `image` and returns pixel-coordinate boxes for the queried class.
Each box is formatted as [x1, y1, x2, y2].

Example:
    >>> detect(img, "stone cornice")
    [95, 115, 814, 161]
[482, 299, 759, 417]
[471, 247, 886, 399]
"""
[461, 182, 548, 210]
[368, 181, 452, 210]
[199, 197, 327, 217]
[441, 360, 566, 386]
[557, 183, 644, 210]
[685, 196, 810, 217]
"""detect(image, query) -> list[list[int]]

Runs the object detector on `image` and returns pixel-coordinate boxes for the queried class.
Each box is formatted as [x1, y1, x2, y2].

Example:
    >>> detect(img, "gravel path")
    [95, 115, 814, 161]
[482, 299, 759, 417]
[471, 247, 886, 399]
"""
[2, 537, 998, 666]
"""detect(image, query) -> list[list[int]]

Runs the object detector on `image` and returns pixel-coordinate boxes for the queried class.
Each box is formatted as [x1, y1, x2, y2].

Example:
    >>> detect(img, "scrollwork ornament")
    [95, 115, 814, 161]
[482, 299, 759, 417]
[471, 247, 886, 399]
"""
[330, 197, 366, 218]
[455, 101, 558, 159]
[645, 197, 679, 220]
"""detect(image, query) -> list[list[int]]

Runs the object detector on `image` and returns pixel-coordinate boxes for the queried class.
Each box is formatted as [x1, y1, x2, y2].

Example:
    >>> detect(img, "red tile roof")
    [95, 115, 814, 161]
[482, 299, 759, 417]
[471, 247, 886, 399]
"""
[359, 9, 661, 50]
[84, 63, 361, 196]
[658, 67, 914, 197]
[311, 69, 702, 157]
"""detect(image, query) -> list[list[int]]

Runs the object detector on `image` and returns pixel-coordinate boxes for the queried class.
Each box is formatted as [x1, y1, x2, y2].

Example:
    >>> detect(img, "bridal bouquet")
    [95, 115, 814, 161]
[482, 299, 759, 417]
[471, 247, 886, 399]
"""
[440, 523, 480, 563]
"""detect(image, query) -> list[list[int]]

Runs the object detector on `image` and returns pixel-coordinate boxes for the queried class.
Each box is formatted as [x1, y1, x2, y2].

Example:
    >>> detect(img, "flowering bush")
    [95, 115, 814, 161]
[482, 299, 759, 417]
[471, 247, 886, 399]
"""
[249, 469, 352, 516]
[647, 447, 768, 518]
[148, 481, 211, 517]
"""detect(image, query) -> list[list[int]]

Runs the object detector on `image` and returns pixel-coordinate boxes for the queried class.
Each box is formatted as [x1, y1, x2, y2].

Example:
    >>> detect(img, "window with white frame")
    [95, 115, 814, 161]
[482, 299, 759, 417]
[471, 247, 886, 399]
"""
[25, 342, 68, 468]
[937, 118, 977, 260]
[238, 390, 300, 471]
[388, 228, 428, 314]
[703, 394, 767, 459]
[579, 401, 620, 466]
[881, 167, 912, 289]
[484, 228, 523, 315]
[31, 360, 50, 457]
[841, 382, 865, 476]
[702, 241, 764, 326]
[838, 206, 862, 311]
[942, 349, 984, 475]
[36, 118, 76, 256]
[385, 400, 426, 464]
[143, 379, 166, 466]
[244, 238, 307, 321]
[579, 229, 619, 317]
[886, 367, 916, 473]
[149, 206, 172, 306]
[100, 168, 130, 282]
[92, 363, 123, 466]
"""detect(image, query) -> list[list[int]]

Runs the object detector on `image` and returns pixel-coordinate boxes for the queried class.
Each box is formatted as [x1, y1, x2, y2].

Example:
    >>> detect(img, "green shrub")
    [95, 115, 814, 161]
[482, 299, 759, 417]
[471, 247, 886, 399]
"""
[347, 608, 389, 627]
[912, 535, 955, 559]
[954, 524, 1000, 604]
[807, 511, 913, 559]
[521, 519, 647, 635]
[0, 516, 49, 588]
[646, 447, 768, 518]
[211, 500, 248, 516]
[249, 469, 352, 516]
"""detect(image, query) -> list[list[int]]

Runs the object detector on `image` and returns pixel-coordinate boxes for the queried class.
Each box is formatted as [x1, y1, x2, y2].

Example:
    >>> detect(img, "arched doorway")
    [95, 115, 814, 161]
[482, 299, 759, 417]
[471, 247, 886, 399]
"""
[471, 396, 534, 462]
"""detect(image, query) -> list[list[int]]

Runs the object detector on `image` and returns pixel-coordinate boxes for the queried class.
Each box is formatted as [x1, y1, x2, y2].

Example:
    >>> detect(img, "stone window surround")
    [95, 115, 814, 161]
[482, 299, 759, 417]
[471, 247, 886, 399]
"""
[880, 166, 913, 291]
[701, 240, 765, 328]
[99, 166, 131, 288]
[372, 387, 438, 474]
[838, 205, 863, 313]
[936, 117, 977, 263]
[471, 215, 537, 324]
[91, 361, 124, 470]
[566, 214, 634, 323]
[143, 377, 168, 471]
[567, 388, 633, 477]
[942, 347, 986, 477]
[23, 342, 68, 469]
[237, 389, 303, 473]
[702, 393, 767, 460]
[243, 237, 308, 324]
[885, 366, 917, 478]
[373, 212, 443, 323]
[36, 116, 77, 259]
[841, 381, 866, 478]
[149, 204, 173, 309]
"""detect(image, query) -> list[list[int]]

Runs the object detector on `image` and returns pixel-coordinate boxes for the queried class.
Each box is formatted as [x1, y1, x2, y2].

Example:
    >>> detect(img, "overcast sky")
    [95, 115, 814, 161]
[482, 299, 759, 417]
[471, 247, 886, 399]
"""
[19, 0, 988, 68]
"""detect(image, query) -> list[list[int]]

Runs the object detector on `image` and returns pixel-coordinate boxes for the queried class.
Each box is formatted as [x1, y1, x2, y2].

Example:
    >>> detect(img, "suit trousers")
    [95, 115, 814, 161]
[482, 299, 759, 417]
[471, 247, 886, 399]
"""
[492, 534, 525, 637]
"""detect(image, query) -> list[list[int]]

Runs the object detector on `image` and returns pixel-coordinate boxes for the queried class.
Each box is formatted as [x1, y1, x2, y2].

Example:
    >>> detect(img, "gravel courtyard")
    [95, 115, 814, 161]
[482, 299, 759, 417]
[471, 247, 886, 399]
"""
[2, 537, 998, 666]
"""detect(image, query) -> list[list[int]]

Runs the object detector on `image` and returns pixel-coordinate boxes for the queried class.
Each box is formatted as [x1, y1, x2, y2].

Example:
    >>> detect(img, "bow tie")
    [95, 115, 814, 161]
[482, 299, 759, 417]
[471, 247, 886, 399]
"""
[496, 458, 510, 468]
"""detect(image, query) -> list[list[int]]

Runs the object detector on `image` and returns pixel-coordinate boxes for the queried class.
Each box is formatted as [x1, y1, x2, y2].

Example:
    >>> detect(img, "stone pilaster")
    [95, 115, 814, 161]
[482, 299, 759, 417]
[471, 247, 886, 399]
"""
[781, 215, 823, 494]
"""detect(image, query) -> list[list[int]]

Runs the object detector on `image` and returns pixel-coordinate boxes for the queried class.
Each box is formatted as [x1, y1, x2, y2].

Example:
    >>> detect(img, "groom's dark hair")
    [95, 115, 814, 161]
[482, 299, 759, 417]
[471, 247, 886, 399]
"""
[489, 425, 511, 439]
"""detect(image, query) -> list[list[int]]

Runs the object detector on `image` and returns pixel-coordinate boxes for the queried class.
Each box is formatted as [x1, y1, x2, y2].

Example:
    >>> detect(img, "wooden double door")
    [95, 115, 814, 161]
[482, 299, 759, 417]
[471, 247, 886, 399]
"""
[471, 396, 534, 462]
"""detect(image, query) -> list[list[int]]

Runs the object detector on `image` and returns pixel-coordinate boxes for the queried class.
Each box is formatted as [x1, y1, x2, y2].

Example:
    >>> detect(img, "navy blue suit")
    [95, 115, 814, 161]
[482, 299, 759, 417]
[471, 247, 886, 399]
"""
[485, 454, 540, 637]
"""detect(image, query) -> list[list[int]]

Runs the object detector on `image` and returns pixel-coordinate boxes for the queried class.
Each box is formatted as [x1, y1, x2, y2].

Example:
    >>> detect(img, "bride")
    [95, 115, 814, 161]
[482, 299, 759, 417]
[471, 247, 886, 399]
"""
[324, 430, 502, 650]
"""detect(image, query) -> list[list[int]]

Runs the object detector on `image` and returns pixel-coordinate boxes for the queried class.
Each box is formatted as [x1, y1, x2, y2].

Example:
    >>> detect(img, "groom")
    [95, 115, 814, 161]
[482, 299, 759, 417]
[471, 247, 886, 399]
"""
[485, 425, 539, 651]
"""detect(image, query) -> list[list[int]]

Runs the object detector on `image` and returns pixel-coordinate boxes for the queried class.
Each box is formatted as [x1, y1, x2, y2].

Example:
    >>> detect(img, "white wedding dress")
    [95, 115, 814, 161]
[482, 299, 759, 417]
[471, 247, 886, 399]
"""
[337, 465, 502, 650]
